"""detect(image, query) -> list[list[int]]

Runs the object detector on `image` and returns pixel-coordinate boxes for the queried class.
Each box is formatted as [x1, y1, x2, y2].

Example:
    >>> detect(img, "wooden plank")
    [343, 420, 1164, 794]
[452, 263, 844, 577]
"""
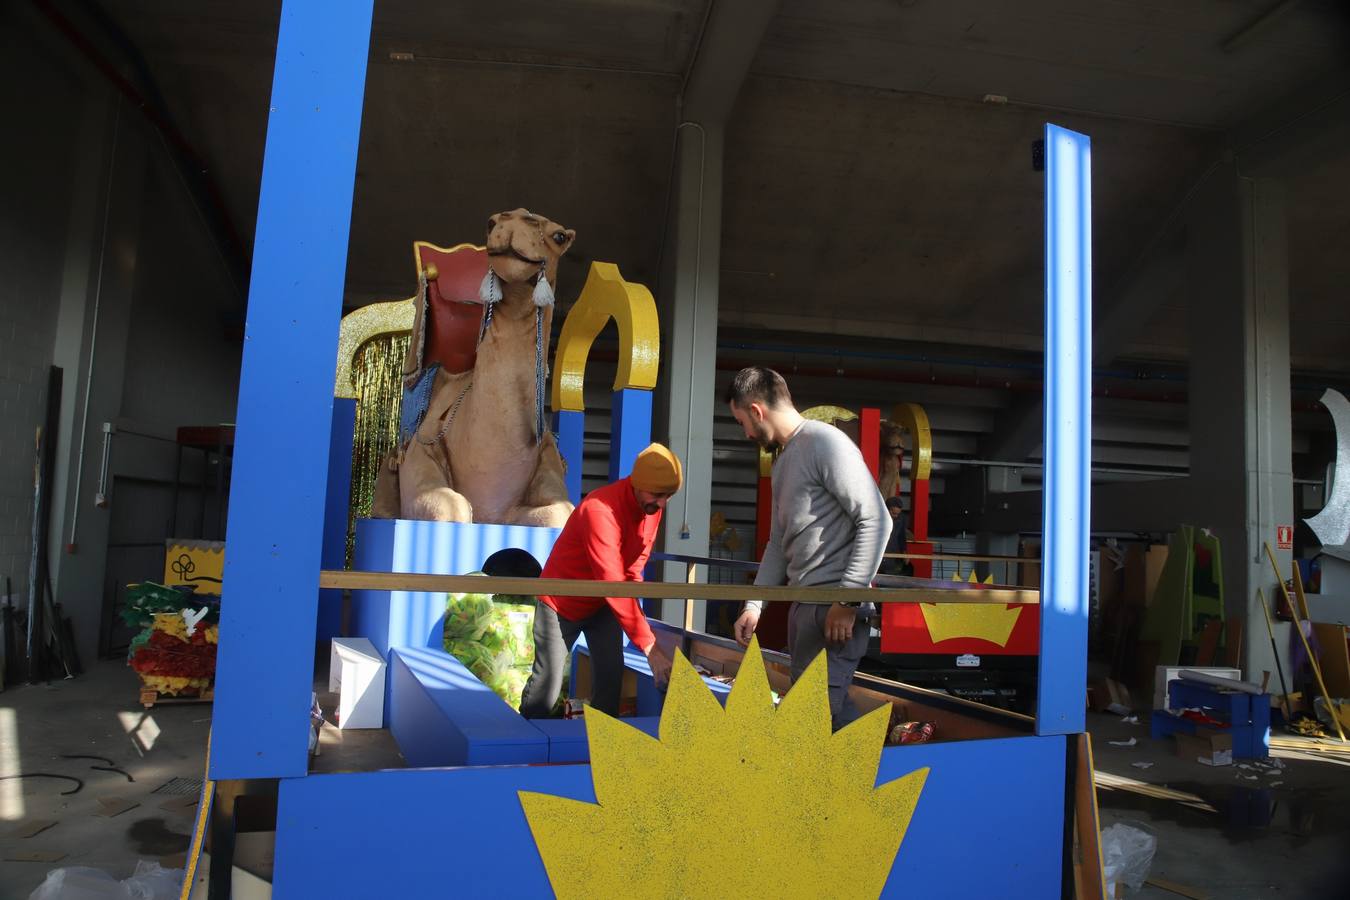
[1194, 620, 1223, 666]
[1074, 733, 1107, 900]
[1144, 876, 1208, 899]
[684, 562, 697, 633]
[1223, 618, 1243, 669]
[1266, 543, 1347, 741]
[1312, 623, 1350, 697]
[318, 570, 1041, 606]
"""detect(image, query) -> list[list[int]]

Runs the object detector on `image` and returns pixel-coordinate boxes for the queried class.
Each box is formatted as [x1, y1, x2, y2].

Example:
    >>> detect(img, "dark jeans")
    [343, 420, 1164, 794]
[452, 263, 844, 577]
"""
[787, 601, 870, 731]
[518, 603, 626, 718]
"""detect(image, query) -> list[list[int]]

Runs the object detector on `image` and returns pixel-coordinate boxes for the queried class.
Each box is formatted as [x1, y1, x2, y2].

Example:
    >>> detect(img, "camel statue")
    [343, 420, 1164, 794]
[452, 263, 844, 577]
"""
[371, 208, 576, 528]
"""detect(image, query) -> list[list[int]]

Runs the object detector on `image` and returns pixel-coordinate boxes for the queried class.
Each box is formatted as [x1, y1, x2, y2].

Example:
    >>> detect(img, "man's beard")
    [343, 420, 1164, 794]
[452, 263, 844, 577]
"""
[751, 421, 778, 453]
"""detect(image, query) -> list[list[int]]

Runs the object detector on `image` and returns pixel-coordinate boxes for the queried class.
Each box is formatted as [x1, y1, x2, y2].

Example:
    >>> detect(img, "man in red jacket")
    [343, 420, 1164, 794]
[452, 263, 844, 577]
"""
[518, 444, 680, 718]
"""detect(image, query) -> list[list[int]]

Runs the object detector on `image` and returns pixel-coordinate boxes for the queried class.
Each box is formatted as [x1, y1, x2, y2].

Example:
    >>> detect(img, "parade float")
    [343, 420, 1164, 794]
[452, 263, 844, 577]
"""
[204, 4, 1103, 896]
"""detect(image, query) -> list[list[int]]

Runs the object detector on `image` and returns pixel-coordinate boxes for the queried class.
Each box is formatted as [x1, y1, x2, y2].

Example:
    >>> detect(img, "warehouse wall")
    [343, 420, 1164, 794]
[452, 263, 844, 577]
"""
[0, 7, 88, 613]
[0, 5, 246, 666]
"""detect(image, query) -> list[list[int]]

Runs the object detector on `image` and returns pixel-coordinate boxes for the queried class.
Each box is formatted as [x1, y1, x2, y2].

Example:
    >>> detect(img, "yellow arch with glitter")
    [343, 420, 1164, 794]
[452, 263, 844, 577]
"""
[550, 262, 660, 413]
[890, 401, 932, 480]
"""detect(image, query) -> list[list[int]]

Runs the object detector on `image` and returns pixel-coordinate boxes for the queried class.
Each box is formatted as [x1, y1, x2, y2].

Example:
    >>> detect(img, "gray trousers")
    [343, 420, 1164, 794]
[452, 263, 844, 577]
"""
[788, 601, 870, 731]
[518, 603, 626, 719]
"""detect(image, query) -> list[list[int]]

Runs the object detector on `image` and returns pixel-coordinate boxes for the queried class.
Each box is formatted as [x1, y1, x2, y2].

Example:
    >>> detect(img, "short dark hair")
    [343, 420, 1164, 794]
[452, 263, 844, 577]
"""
[724, 366, 793, 410]
[481, 548, 542, 578]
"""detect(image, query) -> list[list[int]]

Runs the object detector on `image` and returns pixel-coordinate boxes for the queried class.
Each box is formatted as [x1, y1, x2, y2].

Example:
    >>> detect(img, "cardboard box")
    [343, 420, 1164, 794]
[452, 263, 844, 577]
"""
[1175, 729, 1233, 766]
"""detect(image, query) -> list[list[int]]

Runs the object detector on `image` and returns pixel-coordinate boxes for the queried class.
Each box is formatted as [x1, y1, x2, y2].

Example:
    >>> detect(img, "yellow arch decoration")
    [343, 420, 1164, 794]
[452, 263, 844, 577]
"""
[551, 262, 660, 413]
[332, 241, 482, 399]
[759, 405, 857, 476]
[890, 402, 933, 480]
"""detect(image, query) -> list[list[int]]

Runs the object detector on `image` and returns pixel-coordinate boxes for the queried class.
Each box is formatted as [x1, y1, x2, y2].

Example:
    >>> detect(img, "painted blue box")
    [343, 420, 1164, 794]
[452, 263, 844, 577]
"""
[350, 518, 561, 657]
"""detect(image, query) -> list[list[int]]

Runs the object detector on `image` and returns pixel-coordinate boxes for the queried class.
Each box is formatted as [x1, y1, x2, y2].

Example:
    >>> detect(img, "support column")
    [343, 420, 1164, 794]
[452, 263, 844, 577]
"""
[1185, 163, 1293, 683]
[659, 121, 724, 628]
[656, 0, 779, 626]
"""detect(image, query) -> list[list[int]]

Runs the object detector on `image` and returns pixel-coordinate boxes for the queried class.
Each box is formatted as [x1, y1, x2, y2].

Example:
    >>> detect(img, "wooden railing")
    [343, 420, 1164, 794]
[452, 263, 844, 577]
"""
[317, 570, 1039, 606]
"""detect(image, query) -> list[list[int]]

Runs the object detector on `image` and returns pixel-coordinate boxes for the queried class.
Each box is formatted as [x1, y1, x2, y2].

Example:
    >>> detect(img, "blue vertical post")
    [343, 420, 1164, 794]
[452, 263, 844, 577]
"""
[318, 398, 357, 644]
[211, 0, 375, 780]
[609, 388, 653, 481]
[1036, 124, 1092, 735]
[555, 409, 585, 503]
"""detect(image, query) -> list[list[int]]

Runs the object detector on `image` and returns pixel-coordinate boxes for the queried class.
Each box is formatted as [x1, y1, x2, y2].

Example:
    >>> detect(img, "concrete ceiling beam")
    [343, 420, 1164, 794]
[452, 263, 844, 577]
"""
[678, 0, 780, 124]
[1228, 70, 1350, 177]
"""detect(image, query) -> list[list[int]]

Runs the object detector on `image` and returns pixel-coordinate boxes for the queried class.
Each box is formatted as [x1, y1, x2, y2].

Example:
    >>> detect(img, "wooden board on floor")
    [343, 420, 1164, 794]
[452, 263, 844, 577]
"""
[141, 687, 215, 709]
[1073, 733, 1106, 900]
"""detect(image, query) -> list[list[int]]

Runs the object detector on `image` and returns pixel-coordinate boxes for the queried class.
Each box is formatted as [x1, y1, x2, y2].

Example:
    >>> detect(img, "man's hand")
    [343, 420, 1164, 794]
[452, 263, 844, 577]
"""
[734, 606, 761, 647]
[824, 603, 857, 644]
[647, 645, 673, 690]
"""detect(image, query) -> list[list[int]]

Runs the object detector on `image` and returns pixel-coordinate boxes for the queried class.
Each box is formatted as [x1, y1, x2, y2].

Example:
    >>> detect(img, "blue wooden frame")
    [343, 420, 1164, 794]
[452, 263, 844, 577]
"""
[211, 0, 1093, 890]
[1037, 124, 1092, 735]
[211, 0, 374, 780]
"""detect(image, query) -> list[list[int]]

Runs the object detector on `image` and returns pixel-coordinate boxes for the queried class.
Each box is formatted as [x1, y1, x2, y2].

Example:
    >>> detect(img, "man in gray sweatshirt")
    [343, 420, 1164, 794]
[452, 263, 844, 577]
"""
[726, 366, 891, 729]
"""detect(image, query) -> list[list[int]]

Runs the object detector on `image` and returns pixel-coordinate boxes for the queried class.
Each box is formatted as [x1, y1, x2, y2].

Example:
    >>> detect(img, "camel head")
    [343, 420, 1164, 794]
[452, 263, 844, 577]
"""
[483, 208, 575, 309]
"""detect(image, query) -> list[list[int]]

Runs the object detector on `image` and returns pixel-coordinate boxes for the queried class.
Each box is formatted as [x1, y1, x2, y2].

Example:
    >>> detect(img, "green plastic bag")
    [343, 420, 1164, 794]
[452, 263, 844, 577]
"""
[443, 592, 538, 709]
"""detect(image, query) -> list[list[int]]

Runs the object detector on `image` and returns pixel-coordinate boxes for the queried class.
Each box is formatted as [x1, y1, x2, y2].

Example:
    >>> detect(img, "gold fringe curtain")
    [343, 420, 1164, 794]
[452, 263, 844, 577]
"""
[346, 334, 410, 561]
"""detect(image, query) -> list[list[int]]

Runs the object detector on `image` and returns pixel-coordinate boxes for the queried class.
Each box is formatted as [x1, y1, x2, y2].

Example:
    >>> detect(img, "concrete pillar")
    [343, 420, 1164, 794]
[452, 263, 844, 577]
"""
[657, 121, 724, 626]
[654, 0, 779, 625]
[1185, 163, 1293, 681]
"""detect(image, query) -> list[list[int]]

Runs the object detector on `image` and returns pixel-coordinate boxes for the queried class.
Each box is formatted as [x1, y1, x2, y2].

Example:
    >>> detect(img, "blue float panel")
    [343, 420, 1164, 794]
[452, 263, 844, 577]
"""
[554, 409, 585, 504]
[609, 388, 653, 481]
[389, 647, 550, 767]
[1037, 123, 1092, 735]
[531, 716, 661, 763]
[211, 0, 374, 780]
[318, 398, 356, 644]
[350, 518, 561, 657]
[272, 733, 1064, 898]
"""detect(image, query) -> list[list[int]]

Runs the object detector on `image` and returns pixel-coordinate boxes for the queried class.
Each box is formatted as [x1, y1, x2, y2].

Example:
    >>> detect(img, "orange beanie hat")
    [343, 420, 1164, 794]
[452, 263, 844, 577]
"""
[629, 443, 683, 493]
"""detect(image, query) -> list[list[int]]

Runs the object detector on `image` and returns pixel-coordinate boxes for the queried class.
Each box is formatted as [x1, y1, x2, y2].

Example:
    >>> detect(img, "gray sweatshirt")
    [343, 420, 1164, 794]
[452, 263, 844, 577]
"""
[747, 419, 891, 610]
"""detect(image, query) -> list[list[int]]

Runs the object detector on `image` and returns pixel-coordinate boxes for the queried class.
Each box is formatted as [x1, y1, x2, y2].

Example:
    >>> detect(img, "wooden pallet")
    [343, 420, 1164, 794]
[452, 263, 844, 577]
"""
[140, 687, 215, 709]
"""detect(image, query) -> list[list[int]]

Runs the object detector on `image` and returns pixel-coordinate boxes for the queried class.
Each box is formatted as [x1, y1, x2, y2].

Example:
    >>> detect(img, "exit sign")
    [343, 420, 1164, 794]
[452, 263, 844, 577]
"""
[1276, 525, 1293, 550]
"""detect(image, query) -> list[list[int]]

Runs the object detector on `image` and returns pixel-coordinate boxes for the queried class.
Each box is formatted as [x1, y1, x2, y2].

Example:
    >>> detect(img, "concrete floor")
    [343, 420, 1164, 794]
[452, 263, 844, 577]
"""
[1091, 710, 1350, 898]
[1, 660, 211, 900]
[4, 664, 1349, 898]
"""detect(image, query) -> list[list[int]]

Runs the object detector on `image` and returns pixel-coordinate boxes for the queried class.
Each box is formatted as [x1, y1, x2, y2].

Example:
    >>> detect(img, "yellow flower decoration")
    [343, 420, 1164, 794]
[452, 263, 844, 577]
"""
[520, 638, 928, 898]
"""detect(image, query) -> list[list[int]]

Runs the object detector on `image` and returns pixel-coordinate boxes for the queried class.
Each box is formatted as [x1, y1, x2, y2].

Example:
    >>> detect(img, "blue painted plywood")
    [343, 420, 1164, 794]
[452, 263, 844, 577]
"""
[389, 647, 549, 767]
[609, 388, 653, 481]
[211, 0, 374, 780]
[554, 409, 585, 504]
[1038, 124, 1092, 735]
[350, 518, 561, 655]
[271, 733, 1064, 898]
[318, 398, 356, 644]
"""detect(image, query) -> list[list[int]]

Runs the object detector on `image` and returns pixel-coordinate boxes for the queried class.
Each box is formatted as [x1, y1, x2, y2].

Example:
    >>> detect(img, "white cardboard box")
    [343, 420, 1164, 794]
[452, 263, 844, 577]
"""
[1154, 665, 1241, 711]
[329, 637, 386, 729]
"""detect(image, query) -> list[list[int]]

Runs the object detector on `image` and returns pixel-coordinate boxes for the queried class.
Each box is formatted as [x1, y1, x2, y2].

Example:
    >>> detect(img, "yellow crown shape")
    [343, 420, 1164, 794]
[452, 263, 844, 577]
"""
[520, 638, 929, 898]
[919, 602, 1023, 646]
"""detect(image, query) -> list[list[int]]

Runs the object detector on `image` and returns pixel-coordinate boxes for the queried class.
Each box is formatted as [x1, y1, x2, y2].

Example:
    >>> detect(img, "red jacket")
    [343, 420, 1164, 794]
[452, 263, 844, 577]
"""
[540, 477, 659, 653]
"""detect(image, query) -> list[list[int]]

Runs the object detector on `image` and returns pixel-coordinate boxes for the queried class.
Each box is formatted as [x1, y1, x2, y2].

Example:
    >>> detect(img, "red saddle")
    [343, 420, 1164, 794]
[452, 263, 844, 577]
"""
[417, 243, 489, 375]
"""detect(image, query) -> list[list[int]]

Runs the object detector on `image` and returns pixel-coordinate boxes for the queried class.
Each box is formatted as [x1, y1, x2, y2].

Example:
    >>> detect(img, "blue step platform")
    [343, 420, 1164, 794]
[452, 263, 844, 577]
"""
[1150, 679, 1271, 759]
